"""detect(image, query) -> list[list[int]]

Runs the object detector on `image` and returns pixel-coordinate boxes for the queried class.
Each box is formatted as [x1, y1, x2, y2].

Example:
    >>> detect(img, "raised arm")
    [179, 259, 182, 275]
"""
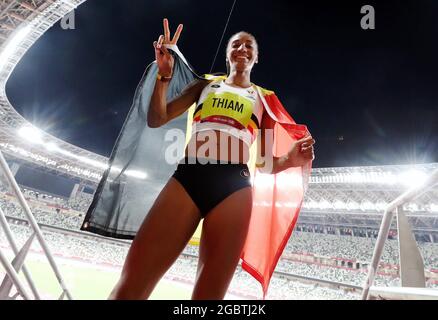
[147, 18, 208, 128]
[148, 77, 208, 128]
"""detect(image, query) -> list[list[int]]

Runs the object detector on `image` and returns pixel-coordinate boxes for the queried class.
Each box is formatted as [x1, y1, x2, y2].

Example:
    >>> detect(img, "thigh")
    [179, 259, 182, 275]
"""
[192, 186, 253, 299]
[119, 178, 201, 293]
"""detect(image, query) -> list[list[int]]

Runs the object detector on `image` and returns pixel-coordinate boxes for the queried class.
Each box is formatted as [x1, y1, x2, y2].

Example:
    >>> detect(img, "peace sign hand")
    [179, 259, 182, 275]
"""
[153, 18, 183, 78]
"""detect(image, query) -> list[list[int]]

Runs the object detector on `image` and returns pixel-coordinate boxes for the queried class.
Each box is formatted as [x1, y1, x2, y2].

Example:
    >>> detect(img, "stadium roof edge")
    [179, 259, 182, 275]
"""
[0, 0, 105, 182]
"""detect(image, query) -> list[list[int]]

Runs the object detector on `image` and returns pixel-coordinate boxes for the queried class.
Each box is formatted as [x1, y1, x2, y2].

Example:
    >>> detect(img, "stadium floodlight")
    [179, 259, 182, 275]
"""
[403, 202, 418, 212]
[44, 142, 58, 152]
[347, 201, 360, 210]
[77, 156, 108, 170]
[376, 202, 387, 211]
[2, 142, 57, 166]
[45, 143, 107, 170]
[319, 200, 332, 210]
[124, 170, 147, 180]
[410, 203, 419, 212]
[382, 172, 398, 185]
[334, 200, 347, 210]
[52, 147, 74, 157]
[0, 25, 32, 71]
[62, 0, 76, 7]
[311, 171, 403, 185]
[17, 130, 107, 171]
[397, 169, 427, 188]
[18, 126, 43, 144]
[350, 172, 365, 183]
[109, 166, 148, 180]
[309, 200, 318, 209]
[304, 200, 319, 209]
[361, 201, 375, 211]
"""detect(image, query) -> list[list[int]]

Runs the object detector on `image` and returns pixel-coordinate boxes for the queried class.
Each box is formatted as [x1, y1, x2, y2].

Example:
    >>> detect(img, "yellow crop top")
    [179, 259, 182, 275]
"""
[191, 80, 264, 146]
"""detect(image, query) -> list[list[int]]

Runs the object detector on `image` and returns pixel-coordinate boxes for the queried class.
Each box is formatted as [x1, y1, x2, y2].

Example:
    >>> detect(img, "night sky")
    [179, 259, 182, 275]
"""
[5, 0, 438, 168]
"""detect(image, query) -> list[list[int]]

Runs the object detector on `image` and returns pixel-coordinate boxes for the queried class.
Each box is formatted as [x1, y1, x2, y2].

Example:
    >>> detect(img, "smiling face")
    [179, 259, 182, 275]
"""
[226, 32, 259, 74]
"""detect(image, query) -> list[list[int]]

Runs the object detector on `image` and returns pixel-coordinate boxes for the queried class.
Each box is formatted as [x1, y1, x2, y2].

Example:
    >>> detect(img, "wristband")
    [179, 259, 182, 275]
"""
[157, 73, 172, 82]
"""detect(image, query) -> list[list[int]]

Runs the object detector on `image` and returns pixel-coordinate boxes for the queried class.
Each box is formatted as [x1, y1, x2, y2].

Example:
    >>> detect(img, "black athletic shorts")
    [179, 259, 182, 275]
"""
[171, 157, 252, 217]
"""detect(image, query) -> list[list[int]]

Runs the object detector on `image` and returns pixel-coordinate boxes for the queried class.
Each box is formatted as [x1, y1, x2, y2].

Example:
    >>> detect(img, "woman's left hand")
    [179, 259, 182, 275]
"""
[284, 135, 315, 167]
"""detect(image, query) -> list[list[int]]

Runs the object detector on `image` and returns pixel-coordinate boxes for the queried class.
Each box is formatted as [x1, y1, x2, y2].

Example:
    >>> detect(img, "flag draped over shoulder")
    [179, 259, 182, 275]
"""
[241, 88, 312, 298]
[81, 45, 196, 239]
[81, 45, 312, 297]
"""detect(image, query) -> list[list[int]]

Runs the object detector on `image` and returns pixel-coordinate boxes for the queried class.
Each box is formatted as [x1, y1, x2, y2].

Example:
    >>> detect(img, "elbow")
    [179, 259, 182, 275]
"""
[147, 115, 167, 128]
[147, 120, 161, 128]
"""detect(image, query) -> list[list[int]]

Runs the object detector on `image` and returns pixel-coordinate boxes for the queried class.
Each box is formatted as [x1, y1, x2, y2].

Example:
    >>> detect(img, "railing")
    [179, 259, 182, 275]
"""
[362, 168, 438, 300]
[0, 150, 72, 300]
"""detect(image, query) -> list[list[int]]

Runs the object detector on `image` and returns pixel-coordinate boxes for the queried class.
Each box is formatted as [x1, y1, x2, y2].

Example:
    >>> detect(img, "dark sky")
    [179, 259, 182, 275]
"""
[6, 0, 438, 168]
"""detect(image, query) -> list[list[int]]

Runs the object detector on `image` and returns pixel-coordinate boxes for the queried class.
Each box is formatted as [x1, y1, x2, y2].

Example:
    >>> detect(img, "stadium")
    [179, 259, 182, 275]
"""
[0, 0, 437, 300]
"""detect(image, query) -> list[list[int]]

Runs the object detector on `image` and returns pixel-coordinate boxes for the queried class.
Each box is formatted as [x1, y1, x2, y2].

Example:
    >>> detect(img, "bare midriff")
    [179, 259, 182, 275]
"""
[185, 130, 251, 164]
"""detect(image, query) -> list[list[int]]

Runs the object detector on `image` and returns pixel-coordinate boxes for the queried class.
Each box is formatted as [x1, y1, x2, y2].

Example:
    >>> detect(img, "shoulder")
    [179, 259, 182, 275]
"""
[183, 78, 210, 96]
[253, 84, 275, 96]
[186, 73, 226, 90]
[186, 74, 227, 95]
